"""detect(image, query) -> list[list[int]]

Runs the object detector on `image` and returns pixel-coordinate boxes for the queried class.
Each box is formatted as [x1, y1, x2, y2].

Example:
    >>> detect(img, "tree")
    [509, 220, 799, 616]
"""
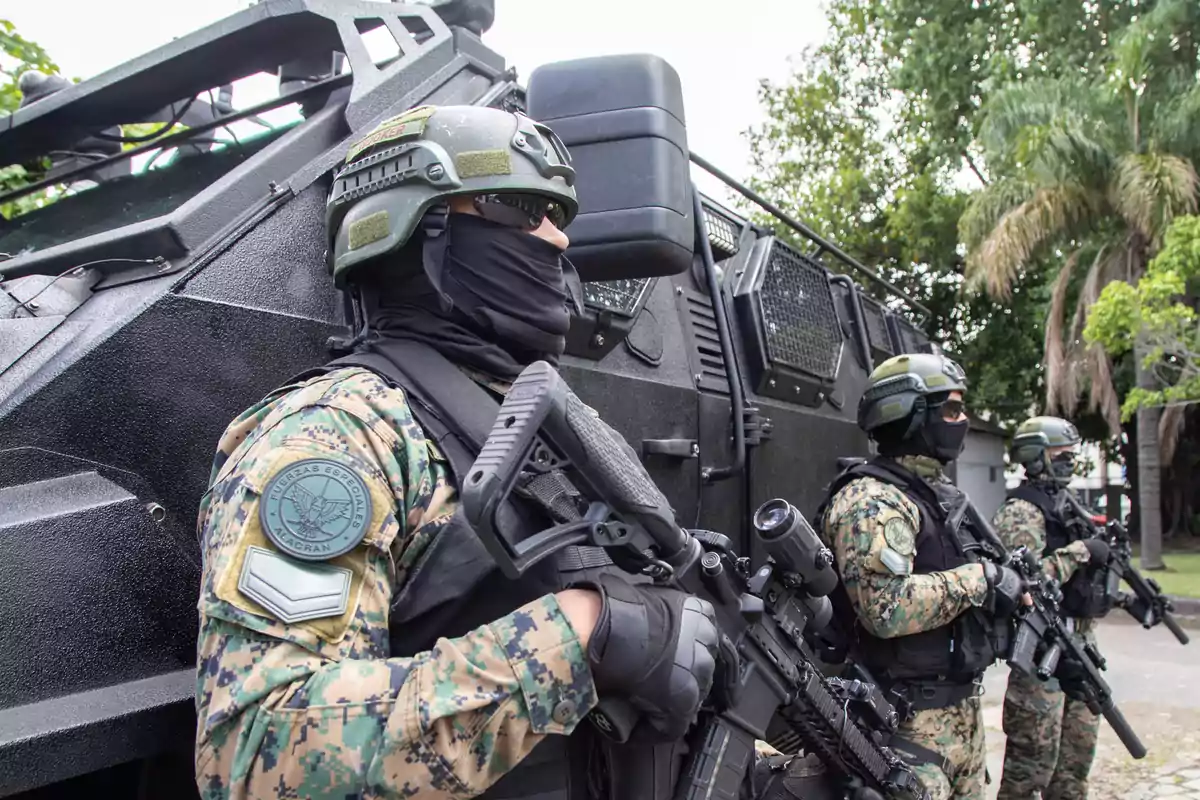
[1086, 214, 1200, 537]
[743, 0, 1065, 427]
[1, 19, 65, 220]
[960, 0, 1200, 568]
[1086, 214, 1200, 419]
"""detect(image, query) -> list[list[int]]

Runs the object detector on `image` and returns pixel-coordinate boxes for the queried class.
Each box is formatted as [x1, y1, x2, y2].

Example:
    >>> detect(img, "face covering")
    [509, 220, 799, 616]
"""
[426, 212, 581, 361]
[364, 212, 582, 381]
[921, 417, 969, 464]
[877, 413, 969, 465]
[1049, 451, 1076, 483]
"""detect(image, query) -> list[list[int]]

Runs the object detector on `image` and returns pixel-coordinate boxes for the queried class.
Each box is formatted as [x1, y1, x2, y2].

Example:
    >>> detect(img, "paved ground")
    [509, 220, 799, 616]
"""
[981, 615, 1200, 799]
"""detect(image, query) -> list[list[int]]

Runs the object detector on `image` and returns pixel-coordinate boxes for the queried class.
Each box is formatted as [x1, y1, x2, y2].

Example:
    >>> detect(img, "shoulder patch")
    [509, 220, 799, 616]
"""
[260, 458, 372, 561]
[238, 546, 351, 623]
[879, 547, 912, 575]
[883, 516, 917, 557]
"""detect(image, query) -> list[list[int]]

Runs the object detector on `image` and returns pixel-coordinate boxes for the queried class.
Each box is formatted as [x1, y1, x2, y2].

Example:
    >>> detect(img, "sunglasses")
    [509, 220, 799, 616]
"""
[473, 193, 568, 232]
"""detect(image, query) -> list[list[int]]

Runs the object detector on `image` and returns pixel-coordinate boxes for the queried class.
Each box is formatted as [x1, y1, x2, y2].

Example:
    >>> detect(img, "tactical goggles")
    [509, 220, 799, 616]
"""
[473, 193, 568, 232]
[936, 399, 966, 421]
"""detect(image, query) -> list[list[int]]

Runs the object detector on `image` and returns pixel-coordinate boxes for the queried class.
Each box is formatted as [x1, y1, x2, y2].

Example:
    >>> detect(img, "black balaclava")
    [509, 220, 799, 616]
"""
[359, 211, 582, 381]
[1048, 451, 1077, 483]
[876, 395, 969, 465]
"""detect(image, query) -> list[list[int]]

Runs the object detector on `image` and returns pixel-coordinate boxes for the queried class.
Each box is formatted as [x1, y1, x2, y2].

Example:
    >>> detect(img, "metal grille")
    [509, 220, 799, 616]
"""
[758, 242, 842, 380]
[859, 294, 893, 357]
[685, 289, 729, 395]
[583, 278, 652, 317]
[702, 204, 741, 260]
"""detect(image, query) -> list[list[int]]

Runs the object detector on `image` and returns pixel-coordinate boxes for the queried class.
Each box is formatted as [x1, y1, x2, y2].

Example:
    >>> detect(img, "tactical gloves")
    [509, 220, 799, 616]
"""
[1055, 657, 1092, 704]
[1083, 537, 1111, 565]
[982, 562, 1026, 618]
[575, 573, 719, 741]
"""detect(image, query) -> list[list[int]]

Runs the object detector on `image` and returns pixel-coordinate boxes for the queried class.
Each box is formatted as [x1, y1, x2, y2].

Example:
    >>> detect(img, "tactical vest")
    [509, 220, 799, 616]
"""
[816, 458, 1001, 709]
[292, 340, 687, 800]
[1006, 483, 1113, 619]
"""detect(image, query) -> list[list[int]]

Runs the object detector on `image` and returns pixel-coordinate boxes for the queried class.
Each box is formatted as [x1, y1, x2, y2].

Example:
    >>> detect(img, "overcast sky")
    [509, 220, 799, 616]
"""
[6, 0, 829, 203]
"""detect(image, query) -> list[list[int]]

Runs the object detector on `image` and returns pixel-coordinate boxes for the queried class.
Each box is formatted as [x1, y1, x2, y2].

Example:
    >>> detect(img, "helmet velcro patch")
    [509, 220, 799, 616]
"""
[348, 210, 391, 251]
[345, 106, 436, 163]
[455, 149, 512, 178]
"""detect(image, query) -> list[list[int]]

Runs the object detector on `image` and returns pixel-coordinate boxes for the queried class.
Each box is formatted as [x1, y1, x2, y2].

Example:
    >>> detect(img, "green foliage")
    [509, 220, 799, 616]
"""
[0, 19, 59, 117]
[1086, 215, 1200, 420]
[746, 0, 1200, 445]
[1, 19, 65, 220]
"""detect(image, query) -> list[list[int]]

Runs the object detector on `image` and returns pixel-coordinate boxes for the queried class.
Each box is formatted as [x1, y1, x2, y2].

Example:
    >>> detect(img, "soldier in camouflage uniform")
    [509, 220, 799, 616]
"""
[817, 354, 1028, 800]
[194, 104, 843, 800]
[995, 417, 1111, 800]
[193, 105, 730, 800]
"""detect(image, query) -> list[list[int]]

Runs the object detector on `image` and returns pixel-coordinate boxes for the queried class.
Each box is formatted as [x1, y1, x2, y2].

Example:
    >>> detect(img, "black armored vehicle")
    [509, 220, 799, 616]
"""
[0, 1, 936, 795]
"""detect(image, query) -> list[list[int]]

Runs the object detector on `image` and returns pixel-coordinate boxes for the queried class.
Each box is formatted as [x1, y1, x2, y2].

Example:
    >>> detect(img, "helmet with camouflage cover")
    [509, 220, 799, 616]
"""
[325, 104, 579, 287]
[858, 353, 969, 433]
[1010, 415, 1081, 484]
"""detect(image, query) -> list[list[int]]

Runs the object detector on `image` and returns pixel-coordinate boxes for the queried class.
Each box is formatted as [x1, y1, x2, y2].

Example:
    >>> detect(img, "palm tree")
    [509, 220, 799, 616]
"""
[959, 0, 1200, 570]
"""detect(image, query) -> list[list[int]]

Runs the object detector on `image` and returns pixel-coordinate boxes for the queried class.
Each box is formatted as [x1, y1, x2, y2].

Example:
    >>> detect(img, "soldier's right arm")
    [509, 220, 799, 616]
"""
[824, 478, 988, 639]
[992, 497, 1088, 584]
[194, 371, 598, 800]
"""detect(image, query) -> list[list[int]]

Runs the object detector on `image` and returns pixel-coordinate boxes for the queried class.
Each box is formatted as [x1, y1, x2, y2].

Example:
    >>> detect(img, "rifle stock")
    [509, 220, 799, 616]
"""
[463, 361, 930, 800]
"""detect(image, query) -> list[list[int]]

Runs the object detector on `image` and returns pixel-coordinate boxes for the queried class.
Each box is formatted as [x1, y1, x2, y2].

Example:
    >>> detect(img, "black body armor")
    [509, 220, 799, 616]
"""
[1007, 483, 1113, 619]
[818, 458, 1003, 711]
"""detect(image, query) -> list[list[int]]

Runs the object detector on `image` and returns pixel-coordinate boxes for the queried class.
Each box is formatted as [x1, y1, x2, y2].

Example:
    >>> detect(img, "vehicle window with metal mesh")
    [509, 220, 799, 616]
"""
[758, 244, 842, 379]
[859, 295, 893, 355]
[0, 122, 298, 258]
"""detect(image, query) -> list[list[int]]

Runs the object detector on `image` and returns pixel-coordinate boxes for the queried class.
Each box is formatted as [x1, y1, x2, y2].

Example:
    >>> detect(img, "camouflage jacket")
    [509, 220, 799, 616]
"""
[194, 367, 597, 800]
[991, 491, 1091, 595]
[820, 456, 989, 640]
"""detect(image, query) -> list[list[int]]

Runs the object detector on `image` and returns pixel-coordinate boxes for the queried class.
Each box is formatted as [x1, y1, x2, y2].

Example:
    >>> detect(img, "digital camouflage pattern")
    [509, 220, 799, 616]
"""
[194, 367, 597, 799]
[820, 457, 990, 799]
[820, 461, 989, 640]
[997, 651, 1101, 800]
[994, 490, 1099, 800]
[992, 497, 1090, 583]
[903, 700, 986, 800]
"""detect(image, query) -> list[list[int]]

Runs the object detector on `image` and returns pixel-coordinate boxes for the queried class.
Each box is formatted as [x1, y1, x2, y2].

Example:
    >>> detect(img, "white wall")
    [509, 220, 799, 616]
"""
[957, 430, 1007, 520]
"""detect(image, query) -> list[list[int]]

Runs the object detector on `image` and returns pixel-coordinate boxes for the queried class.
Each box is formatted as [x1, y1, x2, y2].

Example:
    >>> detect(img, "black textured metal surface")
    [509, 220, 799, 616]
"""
[0, 318, 65, 375]
[181, 185, 342, 323]
[758, 242, 842, 380]
[0, 0, 454, 166]
[557, 363, 703, 534]
[0, 472, 196, 710]
[0, 125, 294, 258]
[0, 669, 196, 797]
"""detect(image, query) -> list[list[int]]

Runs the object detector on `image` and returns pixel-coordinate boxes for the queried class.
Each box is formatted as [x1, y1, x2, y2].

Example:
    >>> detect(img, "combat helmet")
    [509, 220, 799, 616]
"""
[857, 352, 968, 436]
[1010, 415, 1081, 484]
[325, 104, 579, 287]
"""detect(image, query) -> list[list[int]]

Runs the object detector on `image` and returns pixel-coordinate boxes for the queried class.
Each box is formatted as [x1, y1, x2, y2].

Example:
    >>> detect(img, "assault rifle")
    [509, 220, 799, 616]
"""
[1057, 492, 1190, 646]
[945, 495, 1147, 759]
[462, 362, 930, 800]
[1107, 520, 1190, 644]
